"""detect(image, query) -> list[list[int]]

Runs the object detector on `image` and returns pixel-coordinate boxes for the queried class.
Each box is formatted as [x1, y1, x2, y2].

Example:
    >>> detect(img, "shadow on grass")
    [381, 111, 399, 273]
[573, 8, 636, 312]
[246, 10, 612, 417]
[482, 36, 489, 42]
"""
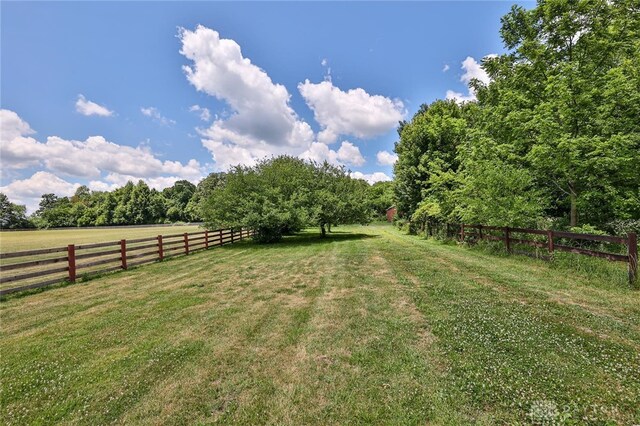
[221, 229, 379, 250]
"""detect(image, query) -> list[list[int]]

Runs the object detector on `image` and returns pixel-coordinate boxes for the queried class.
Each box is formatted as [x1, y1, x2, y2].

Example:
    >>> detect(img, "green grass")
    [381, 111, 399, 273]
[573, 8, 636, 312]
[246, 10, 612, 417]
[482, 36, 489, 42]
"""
[0, 225, 204, 252]
[1, 224, 638, 424]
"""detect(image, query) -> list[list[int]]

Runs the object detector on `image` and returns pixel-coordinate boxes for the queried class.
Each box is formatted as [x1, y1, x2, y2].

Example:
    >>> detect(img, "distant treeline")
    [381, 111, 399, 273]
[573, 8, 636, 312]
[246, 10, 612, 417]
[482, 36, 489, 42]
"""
[393, 0, 640, 237]
[0, 174, 223, 229]
[1, 173, 393, 230]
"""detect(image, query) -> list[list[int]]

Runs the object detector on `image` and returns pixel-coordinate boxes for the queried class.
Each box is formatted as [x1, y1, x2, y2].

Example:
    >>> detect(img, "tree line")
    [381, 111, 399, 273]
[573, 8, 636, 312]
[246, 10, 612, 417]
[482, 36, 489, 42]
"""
[1, 163, 393, 233]
[394, 0, 640, 236]
[0, 176, 219, 229]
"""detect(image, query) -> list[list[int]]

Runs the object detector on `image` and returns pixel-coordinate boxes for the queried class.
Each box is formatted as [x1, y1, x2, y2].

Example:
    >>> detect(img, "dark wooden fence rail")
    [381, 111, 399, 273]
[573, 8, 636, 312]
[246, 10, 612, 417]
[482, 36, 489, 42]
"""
[459, 224, 637, 286]
[0, 228, 255, 296]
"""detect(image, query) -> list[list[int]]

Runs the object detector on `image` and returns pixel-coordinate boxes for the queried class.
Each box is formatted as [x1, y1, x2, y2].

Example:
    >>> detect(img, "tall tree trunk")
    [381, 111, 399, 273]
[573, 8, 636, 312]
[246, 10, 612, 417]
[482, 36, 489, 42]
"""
[569, 183, 578, 227]
[320, 224, 326, 237]
[328, 224, 332, 233]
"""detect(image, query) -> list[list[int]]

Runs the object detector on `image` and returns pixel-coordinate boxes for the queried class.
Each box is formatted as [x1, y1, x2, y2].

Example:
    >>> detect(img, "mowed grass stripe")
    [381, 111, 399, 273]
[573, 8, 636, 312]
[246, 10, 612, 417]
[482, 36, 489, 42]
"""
[374, 226, 640, 423]
[0, 228, 443, 424]
[1, 225, 639, 424]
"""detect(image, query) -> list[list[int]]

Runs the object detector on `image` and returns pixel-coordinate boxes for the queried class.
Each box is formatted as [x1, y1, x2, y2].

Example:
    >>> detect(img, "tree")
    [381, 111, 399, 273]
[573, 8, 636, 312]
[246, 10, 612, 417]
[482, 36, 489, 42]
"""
[185, 172, 227, 221]
[202, 156, 370, 242]
[393, 99, 471, 219]
[163, 180, 196, 222]
[367, 181, 394, 218]
[480, 0, 640, 226]
[0, 193, 31, 229]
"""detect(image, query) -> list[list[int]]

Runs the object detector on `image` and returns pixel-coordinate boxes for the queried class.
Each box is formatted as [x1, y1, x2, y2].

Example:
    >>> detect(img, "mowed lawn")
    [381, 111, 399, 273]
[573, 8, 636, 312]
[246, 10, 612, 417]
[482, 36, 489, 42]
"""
[1, 224, 639, 424]
[0, 225, 204, 252]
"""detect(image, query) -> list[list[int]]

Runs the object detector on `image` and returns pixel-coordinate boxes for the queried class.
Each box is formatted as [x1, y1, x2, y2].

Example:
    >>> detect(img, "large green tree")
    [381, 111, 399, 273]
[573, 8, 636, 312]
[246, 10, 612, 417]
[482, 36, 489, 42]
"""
[393, 100, 471, 220]
[0, 193, 31, 229]
[480, 0, 640, 227]
[202, 156, 370, 242]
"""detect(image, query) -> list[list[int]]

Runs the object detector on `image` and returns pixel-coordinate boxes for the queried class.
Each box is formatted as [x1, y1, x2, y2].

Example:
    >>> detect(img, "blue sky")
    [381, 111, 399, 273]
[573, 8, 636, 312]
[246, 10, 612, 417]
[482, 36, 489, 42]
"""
[1, 1, 533, 211]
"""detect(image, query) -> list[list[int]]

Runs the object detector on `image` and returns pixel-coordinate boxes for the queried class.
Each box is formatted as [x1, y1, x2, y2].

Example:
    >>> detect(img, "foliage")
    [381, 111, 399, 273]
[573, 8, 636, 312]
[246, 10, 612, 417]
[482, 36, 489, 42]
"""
[393, 0, 640, 234]
[25, 179, 208, 229]
[202, 156, 370, 242]
[0, 193, 31, 229]
[366, 181, 394, 218]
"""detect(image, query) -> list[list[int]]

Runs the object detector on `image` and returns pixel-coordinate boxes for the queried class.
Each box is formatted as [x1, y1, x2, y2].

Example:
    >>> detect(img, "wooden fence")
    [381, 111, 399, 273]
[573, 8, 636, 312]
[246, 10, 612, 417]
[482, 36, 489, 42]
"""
[0, 228, 254, 296]
[459, 224, 637, 285]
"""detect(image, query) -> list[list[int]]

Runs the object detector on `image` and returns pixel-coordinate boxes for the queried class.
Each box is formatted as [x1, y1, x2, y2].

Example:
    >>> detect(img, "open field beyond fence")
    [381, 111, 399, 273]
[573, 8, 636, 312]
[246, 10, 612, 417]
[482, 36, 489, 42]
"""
[1, 224, 639, 424]
[0, 225, 204, 252]
[0, 227, 253, 295]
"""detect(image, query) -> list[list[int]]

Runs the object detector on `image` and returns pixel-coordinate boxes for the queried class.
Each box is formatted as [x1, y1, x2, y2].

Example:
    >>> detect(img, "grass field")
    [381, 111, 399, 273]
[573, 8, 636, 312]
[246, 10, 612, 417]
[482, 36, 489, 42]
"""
[1, 224, 638, 424]
[0, 225, 204, 252]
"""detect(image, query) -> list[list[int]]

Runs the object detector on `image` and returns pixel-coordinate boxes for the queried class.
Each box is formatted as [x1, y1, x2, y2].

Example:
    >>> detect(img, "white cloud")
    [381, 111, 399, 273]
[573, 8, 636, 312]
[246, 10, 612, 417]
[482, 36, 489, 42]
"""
[376, 150, 398, 166]
[300, 141, 365, 167]
[0, 172, 80, 212]
[1, 109, 35, 141]
[0, 110, 205, 199]
[189, 104, 211, 122]
[350, 171, 392, 185]
[336, 141, 365, 166]
[321, 58, 328, 67]
[75, 95, 113, 117]
[141, 107, 175, 126]
[442, 64, 450, 72]
[99, 173, 189, 192]
[0, 110, 206, 210]
[445, 55, 494, 104]
[2, 133, 203, 180]
[87, 180, 120, 192]
[445, 90, 476, 104]
[179, 25, 314, 170]
[298, 80, 405, 144]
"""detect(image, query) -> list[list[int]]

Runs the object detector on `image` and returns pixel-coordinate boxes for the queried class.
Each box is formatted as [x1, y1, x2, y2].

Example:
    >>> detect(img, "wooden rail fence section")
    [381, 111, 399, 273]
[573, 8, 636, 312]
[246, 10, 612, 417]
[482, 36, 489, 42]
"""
[459, 224, 638, 286]
[0, 228, 255, 296]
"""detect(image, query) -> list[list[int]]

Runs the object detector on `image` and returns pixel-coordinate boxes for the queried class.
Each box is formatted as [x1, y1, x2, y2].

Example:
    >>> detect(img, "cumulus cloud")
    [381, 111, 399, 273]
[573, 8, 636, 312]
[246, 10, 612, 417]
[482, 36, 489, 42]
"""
[442, 64, 450, 72]
[0, 172, 80, 212]
[179, 25, 314, 170]
[0, 109, 206, 211]
[189, 104, 211, 122]
[75, 95, 113, 117]
[141, 107, 175, 126]
[298, 80, 405, 144]
[445, 55, 494, 104]
[350, 171, 392, 185]
[376, 150, 398, 166]
[1, 109, 35, 141]
[300, 141, 365, 167]
[2, 133, 202, 180]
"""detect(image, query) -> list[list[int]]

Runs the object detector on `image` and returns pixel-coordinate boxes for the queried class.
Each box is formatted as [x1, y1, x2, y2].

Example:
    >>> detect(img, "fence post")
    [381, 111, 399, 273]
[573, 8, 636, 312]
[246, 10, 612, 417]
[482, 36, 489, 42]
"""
[231, 228, 235, 244]
[157, 235, 164, 261]
[461, 224, 465, 243]
[547, 230, 554, 254]
[205, 230, 209, 249]
[184, 233, 189, 255]
[504, 227, 511, 254]
[67, 244, 76, 282]
[629, 232, 638, 287]
[120, 239, 127, 270]
[478, 225, 483, 241]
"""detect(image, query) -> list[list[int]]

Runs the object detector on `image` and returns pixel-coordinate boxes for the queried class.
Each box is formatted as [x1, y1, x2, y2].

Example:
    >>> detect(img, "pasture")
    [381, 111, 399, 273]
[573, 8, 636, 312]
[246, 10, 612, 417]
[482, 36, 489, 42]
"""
[1, 224, 639, 424]
[0, 225, 203, 252]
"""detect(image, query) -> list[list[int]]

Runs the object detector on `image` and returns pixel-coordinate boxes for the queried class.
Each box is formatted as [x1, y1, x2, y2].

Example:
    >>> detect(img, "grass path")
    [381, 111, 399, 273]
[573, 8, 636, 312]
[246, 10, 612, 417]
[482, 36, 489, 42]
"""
[1, 224, 638, 424]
